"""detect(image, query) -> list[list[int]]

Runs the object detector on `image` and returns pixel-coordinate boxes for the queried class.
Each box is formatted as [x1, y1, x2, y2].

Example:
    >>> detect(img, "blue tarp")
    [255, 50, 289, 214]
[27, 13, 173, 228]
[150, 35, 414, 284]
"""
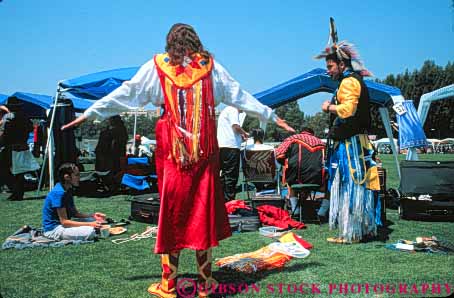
[127, 157, 149, 165]
[27, 132, 34, 144]
[59, 67, 140, 100]
[59, 67, 402, 108]
[9, 92, 51, 118]
[121, 174, 150, 191]
[0, 93, 8, 105]
[254, 68, 402, 108]
[397, 100, 428, 149]
[7, 92, 94, 118]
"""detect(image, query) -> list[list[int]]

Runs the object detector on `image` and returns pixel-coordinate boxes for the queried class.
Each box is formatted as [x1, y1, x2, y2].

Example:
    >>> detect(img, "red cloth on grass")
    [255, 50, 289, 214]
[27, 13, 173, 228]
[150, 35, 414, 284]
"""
[256, 205, 305, 230]
[225, 200, 252, 214]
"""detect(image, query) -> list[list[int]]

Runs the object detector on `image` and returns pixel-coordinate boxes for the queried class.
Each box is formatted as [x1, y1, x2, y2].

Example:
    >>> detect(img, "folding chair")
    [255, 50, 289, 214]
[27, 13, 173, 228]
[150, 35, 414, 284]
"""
[281, 143, 325, 223]
[241, 149, 282, 208]
[289, 183, 322, 223]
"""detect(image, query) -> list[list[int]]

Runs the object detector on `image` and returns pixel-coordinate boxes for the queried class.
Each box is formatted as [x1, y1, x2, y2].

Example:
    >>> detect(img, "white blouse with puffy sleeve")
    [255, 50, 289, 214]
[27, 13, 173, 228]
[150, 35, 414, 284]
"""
[84, 58, 276, 123]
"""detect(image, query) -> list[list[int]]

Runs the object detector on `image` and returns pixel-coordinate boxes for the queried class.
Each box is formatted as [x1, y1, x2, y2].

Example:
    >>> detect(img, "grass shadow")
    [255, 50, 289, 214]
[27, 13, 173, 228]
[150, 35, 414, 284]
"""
[209, 262, 322, 297]
[125, 262, 323, 297]
[376, 219, 394, 242]
[22, 195, 47, 201]
[125, 274, 161, 281]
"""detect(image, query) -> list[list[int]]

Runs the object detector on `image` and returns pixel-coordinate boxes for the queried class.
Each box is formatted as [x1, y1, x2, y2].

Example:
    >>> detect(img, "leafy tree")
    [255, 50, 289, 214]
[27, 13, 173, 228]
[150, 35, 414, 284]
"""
[303, 112, 330, 138]
[122, 114, 159, 139]
[242, 101, 305, 141]
[78, 114, 160, 141]
[78, 119, 101, 139]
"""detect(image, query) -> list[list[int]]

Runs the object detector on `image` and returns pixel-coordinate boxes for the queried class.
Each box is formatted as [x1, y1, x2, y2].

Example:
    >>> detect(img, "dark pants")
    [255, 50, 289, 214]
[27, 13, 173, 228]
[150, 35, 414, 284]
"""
[10, 173, 25, 200]
[219, 147, 240, 201]
[0, 150, 25, 200]
[0, 168, 24, 200]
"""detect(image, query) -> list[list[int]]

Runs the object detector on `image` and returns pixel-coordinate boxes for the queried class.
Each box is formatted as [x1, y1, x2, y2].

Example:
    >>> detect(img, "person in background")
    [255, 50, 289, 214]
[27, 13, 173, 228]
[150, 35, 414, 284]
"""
[0, 105, 10, 193]
[133, 134, 142, 156]
[0, 98, 33, 201]
[95, 115, 128, 174]
[242, 127, 277, 192]
[245, 128, 274, 151]
[217, 106, 248, 201]
[109, 115, 128, 172]
[95, 118, 114, 171]
[42, 162, 106, 241]
[61, 23, 294, 298]
[275, 127, 325, 217]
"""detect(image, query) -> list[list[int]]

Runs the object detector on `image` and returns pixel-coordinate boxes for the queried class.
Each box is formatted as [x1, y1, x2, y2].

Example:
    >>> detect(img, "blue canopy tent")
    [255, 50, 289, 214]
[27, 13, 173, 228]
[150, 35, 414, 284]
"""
[254, 68, 402, 108]
[7, 92, 94, 118]
[56, 67, 142, 189]
[40, 67, 143, 189]
[55, 66, 405, 184]
[0, 93, 8, 105]
[58, 67, 140, 100]
[58, 67, 403, 107]
[6, 92, 95, 192]
[254, 68, 404, 178]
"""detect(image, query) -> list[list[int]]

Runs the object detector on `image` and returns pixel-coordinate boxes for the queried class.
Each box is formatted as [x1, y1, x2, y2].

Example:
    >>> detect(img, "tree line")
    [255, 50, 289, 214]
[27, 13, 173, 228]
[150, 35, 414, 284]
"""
[377, 60, 454, 139]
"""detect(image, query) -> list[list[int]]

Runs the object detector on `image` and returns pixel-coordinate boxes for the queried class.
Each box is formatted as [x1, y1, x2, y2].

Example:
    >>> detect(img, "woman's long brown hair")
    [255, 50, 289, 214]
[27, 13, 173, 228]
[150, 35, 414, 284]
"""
[165, 23, 211, 65]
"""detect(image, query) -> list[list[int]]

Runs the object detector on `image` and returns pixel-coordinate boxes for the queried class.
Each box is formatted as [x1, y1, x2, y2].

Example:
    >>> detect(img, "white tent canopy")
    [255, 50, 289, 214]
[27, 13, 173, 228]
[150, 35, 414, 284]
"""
[406, 84, 454, 160]
[417, 84, 454, 125]
[373, 137, 399, 154]
[426, 138, 441, 144]
[128, 136, 156, 145]
[374, 138, 398, 145]
[440, 138, 454, 144]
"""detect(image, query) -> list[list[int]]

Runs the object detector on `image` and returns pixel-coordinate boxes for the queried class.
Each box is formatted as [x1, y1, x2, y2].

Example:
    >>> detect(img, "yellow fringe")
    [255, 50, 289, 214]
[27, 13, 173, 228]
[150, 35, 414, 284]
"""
[192, 81, 202, 162]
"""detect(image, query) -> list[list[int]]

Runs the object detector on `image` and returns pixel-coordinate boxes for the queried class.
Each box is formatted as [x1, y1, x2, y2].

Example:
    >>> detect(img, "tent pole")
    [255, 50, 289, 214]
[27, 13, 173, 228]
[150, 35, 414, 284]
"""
[37, 90, 59, 194]
[40, 89, 59, 191]
[36, 119, 48, 195]
[132, 109, 137, 153]
[379, 107, 401, 180]
[406, 147, 418, 161]
[48, 122, 55, 188]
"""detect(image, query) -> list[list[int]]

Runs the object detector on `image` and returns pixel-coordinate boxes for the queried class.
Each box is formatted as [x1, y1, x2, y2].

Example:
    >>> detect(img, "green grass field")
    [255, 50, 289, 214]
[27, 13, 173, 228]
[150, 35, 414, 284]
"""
[1, 154, 453, 298]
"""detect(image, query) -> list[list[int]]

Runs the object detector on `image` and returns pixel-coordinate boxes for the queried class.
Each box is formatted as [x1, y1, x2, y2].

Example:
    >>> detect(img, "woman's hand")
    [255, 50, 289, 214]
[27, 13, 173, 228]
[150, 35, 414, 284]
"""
[61, 115, 88, 131]
[275, 117, 295, 133]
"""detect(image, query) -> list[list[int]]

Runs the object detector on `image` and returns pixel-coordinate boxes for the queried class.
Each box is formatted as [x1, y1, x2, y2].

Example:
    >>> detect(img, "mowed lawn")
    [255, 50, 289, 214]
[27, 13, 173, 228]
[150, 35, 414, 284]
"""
[1, 154, 453, 298]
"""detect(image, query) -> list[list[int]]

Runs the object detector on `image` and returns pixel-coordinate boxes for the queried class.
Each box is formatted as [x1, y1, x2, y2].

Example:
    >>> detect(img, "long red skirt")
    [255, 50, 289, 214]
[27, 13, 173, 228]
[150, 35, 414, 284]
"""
[154, 118, 232, 253]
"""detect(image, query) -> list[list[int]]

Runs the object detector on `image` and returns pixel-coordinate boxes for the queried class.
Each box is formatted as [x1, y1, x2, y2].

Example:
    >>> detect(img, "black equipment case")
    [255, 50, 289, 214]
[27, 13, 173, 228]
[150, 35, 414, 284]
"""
[399, 160, 454, 221]
[129, 193, 160, 224]
[251, 194, 284, 209]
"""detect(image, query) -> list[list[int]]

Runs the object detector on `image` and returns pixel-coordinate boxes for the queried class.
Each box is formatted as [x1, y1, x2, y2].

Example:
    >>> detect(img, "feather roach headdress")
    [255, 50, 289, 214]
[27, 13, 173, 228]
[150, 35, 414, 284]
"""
[315, 17, 373, 77]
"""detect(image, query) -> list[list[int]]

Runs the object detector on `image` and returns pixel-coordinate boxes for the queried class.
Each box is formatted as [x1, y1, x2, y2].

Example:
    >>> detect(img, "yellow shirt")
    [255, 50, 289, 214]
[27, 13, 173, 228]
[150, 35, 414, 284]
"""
[335, 76, 361, 119]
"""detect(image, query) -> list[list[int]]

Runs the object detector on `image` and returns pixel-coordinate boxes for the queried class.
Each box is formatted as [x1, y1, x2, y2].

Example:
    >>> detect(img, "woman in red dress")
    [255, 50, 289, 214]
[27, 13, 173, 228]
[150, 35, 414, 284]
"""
[63, 23, 294, 298]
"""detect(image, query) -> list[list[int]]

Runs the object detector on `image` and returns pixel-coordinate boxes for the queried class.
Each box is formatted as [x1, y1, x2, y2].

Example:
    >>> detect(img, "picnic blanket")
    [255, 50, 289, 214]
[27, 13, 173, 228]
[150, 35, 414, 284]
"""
[2, 225, 94, 250]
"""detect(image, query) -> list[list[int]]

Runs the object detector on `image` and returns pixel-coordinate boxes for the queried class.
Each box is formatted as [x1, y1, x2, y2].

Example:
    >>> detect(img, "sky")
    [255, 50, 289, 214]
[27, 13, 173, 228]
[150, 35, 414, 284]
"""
[0, 0, 453, 115]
